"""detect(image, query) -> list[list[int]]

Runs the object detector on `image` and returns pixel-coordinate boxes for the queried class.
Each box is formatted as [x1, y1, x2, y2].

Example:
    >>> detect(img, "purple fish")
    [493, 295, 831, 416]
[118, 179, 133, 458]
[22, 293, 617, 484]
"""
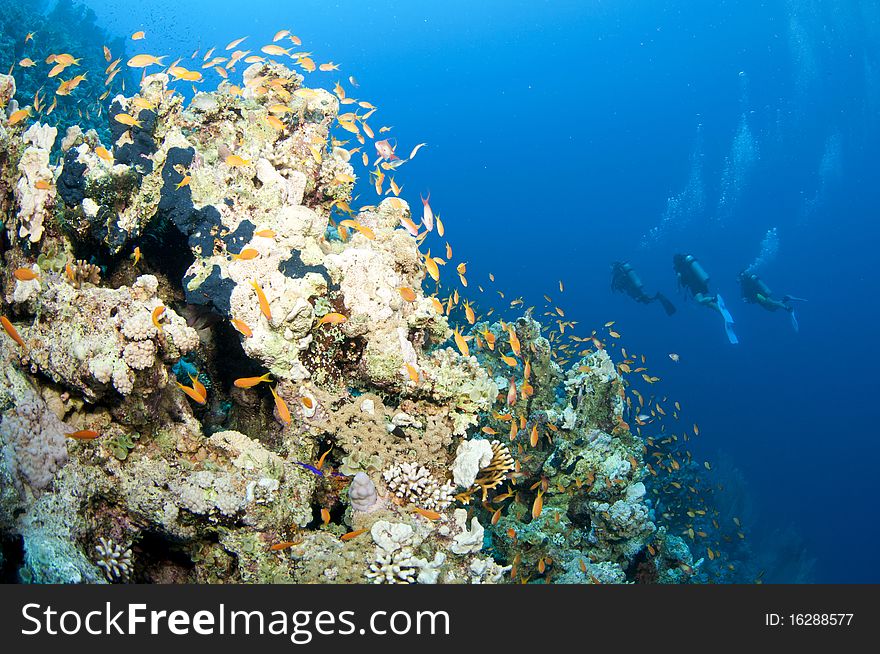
[294, 462, 323, 477]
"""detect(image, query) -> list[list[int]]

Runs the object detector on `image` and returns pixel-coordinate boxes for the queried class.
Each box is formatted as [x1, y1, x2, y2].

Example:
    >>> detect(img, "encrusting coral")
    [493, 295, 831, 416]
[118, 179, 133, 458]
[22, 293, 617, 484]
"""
[0, 41, 707, 585]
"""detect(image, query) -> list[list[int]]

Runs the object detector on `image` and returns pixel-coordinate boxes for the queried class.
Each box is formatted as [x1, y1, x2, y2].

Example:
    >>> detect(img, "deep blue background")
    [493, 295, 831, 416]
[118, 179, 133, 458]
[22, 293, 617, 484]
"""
[80, 0, 879, 582]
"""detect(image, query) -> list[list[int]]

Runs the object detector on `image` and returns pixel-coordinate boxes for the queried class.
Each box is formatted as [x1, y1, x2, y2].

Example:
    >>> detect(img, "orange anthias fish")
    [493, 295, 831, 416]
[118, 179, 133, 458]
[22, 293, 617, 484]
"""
[398, 287, 417, 302]
[233, 373, 272, 389]
[13, 268, 40, 281]
[1, 316, 28, 351]
[453, 329, 469, 357]
[176, 381, 206, 405]
[318, 312, 347, 325]
[114, 113, 142, 128]
[66, 429, 100, 441]
[151, 306, 165, 332]
[270, 385, 291, 424]
[231, 318, 253, 338]
[251, 281, 271, 320]
[340, 528, 369, 541]
[269, 541, 299, 551]
[413, 507, 441, 521]
[532, 491, 544, 520]
[230, 248, 259, 261]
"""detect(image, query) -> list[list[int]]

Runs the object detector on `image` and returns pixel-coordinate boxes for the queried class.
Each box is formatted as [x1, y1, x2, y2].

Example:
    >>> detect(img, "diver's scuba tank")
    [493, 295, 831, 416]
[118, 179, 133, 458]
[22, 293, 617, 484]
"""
[684, 254, 710, 286]
[750, 273, 773, 298]
[622, 263, 644, 292]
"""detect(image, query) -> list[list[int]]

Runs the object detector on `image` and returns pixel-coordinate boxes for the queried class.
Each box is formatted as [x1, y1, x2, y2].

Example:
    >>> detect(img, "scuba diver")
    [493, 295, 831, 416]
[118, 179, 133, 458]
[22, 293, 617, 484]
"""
[672, 253, 738, 344]
[738, 270, 805, 332]
[610, 261, 676, 315]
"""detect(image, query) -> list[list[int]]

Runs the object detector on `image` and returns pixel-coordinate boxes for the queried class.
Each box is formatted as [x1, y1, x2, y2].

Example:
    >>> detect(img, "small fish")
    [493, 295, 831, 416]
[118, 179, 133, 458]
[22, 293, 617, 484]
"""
[230, 248, 259, 261]
[175, 175, 191, 189]
[234, 373, 272, 389]
[420, 192, 434, 231]
[261, 44, 291, 56]
[404, 363, 420, 383]
[254, 229, 276, 238]
[321, 508, 331, 525]
[132, 246, 142, 266]
[374, 138, 399, 161]
[95, 146, 113, 162]
[126, 54, 165, 68]
[114, 113, 142, 128]
[507, 378, 517, 407]
[669, 353, 680, 362]
[270, 385, 291, 424]
[424, 253, 440, 282]
[226, 36, 248, 50]
[231, 318, 253, 338]
[409, 142, 427, 160]
[340, 528, 368, 541]
[265, 114, 285, 130]
[251, 281, 271, 320]
[453, 329, 469, 357]
[13, 268, 40, 281]
[531, 491, 544, 520]
[225, 154, 251, 167]
[189, 374, 207, 400]
[65, 429, 100, 440]
[294, 462, 323, 477]
[269, 541, 298, 551]
[413, 507, 441, 521]
[18, 58, 36, 68]
[152, 306, 165, 332]
[176, 382, 206, 405]
[318, 312, 347, 325]
[8, 108, 31, 126]
[398, 286, 417, 302]
[131, 31, 146, 40]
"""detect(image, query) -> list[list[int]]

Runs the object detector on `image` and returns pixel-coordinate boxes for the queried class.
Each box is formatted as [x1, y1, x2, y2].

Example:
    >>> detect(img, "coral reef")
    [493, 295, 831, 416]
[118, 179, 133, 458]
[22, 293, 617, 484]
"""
[0, 44, 704, 585]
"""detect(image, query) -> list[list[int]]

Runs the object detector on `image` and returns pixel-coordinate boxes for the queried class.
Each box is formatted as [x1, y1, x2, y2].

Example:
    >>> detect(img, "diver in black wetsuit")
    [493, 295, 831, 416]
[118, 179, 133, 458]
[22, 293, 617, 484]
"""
[610, 261, 676, 315]
[672, 253, 738, 344]
[738, 270, 805, 332]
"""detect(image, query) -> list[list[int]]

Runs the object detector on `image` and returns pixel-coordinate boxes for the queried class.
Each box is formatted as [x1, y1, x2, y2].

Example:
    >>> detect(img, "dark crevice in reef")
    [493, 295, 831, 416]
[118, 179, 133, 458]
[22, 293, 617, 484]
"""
[212, 320, 267, 388]
[0, 533, 25, 583]
[142, 221, 195, 292]
[132, 530, 196, 583]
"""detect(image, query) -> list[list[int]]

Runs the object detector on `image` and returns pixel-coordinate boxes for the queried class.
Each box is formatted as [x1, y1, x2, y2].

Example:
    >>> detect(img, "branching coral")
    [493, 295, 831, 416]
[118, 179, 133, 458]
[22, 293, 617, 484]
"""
[383, 462, 455, 511]
[95, 537, 133, 582]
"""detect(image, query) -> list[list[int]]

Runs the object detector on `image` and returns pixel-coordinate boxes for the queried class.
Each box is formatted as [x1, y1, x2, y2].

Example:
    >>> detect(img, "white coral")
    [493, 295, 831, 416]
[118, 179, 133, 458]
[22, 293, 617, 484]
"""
[348, 472, 378, 512]
[450, 508, 484, 555]
[122, 340, 156, 370]
[121, 311, 158, 341]
[383, 462, 454, 511]
[451, 439, 494, 489]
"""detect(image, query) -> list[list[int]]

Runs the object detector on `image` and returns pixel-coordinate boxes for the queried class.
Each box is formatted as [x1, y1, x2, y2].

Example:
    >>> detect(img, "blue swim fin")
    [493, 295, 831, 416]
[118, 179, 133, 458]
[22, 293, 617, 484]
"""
[724, 321, 739, 344]
[790, 310, 799, 333]
[716, 293, 735, 324]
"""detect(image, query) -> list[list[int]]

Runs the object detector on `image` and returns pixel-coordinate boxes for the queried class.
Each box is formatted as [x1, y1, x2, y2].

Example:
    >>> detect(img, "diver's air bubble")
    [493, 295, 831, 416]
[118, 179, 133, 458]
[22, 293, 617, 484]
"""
[640, 125, 705, 248]
[715, 113, 759, 224]
[801, 131, 843, 223]
[745, 227, 779, 274]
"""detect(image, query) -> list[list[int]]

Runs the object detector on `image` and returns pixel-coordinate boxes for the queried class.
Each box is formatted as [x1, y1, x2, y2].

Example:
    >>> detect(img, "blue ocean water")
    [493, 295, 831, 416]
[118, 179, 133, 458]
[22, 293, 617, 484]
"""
[78, 0, 879, 582]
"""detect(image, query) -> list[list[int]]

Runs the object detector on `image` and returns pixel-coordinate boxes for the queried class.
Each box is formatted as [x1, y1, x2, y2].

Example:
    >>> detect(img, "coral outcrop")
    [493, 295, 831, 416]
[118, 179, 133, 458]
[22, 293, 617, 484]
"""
[0, 56, 696, 585]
